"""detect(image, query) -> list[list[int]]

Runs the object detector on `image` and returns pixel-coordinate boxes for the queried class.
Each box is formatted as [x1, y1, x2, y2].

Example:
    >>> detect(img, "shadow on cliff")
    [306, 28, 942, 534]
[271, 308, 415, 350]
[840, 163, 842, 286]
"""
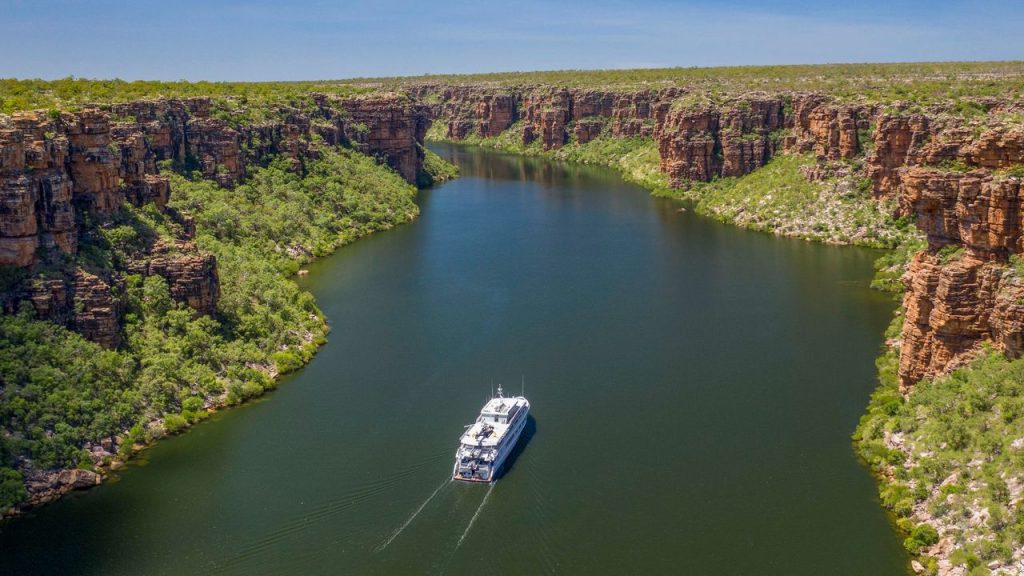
[495, 414, 536, 480]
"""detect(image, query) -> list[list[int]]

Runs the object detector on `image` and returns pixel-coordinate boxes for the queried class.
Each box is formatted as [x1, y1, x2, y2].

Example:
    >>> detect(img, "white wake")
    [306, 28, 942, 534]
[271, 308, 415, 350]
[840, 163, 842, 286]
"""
[375, 478, 450, 552]
[455, 483, 494, 549]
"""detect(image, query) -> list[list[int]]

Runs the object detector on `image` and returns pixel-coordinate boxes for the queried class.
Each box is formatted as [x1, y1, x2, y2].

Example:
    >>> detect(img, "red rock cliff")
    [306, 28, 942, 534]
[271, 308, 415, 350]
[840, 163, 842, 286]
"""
[0, 93, 429, 347]
[413, 83, 1024, 389]
[415, 86, 885, 185]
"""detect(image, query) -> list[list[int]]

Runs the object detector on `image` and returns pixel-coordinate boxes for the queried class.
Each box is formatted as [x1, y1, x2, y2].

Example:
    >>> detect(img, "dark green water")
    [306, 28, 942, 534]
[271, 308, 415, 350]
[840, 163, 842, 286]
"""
[0, 144, 908, 575]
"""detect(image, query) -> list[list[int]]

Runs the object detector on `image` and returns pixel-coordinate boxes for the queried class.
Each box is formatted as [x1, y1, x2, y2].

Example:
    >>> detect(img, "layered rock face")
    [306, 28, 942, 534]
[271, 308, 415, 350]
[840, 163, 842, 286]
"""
[0, 115, 76, 266]
[415, 83, 1024, 389]
[414, 85, 665, 150]
[338, 96, 429, 183]
[125, 240, 221, 316]
[0, 94, 429, 347]
[0, 107, 219, 343]
[417, 86, 886, 186]
[655, 97, 786, 185]
[896, 162, 1024, 388]
[109, 94, 429, 187]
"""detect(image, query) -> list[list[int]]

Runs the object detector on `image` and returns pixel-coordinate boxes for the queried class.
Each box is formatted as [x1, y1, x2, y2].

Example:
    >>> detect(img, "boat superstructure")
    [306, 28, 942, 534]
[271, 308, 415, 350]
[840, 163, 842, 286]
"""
[453, 385, 530, 482]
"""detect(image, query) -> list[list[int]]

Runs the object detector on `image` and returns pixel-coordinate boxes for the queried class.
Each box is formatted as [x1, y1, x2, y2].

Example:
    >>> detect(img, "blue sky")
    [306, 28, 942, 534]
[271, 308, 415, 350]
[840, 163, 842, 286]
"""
[1, 0, 1021, 80]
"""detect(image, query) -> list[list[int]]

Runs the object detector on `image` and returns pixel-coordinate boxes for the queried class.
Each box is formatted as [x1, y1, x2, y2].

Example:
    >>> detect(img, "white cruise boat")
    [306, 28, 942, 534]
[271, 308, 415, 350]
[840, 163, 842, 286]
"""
[452, 385, 530, 482]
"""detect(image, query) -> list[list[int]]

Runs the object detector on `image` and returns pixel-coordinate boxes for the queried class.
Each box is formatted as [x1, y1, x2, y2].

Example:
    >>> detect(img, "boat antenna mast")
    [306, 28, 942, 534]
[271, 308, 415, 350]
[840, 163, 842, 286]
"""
[521, 375, 525, 397]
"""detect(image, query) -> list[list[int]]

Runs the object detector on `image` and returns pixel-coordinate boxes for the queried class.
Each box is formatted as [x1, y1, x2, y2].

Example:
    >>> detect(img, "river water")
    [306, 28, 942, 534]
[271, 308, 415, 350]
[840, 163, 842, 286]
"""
[0, 144, 908, 575]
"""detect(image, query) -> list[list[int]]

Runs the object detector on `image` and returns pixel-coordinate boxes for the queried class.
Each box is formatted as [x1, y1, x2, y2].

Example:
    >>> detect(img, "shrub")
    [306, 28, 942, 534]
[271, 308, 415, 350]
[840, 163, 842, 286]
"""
[0, 468, 27, 510]
[163, 413, 188, 435]
[272, 351, 304, 375]
[182, 396, 204, 413]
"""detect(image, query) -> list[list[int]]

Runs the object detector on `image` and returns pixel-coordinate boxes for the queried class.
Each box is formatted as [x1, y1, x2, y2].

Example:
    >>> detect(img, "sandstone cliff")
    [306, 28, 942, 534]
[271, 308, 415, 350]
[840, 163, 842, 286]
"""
[413, 83, 1024, 389]
[0, 94, 430, 347]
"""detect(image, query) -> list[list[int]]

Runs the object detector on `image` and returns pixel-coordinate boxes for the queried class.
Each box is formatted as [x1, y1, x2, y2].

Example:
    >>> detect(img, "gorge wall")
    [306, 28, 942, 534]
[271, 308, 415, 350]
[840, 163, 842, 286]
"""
[0, 93, 429, 346]
[4, 82, 1024, 391]
[413, 84, 1024, 390]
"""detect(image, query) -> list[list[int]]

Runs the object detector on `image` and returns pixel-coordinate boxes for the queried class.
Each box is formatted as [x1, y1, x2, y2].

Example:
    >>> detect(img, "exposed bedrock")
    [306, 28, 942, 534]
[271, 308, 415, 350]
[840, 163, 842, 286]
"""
[0, 94, 428, 346]
[125, 240, 221, 316]
[896, 164, 1024, 388]
[414, 83, 1024, 389]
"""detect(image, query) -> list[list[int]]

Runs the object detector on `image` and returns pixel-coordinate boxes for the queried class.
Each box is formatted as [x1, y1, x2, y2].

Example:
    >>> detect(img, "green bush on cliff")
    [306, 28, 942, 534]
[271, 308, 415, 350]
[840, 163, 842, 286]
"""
[272, 351, 304, 375]
[162, 413, 188, 435]
[871, 234, 927, 293]
[904, 524, 940, 554]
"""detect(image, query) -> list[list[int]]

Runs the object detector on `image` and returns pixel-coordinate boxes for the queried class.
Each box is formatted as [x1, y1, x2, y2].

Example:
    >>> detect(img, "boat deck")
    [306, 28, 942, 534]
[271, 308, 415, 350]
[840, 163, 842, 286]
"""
[458, 396, 528, 448]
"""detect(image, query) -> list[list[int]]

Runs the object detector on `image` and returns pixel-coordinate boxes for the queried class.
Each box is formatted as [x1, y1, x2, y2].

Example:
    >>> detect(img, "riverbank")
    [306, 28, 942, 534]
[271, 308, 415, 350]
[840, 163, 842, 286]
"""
[856, 299, 1024, 575]
[425, 125, 918, 250]
[0, 142, 910, 575]
[431, 136, 1024, 574]
[412, 75, 1024, 573]
[0, 139, 457, 520]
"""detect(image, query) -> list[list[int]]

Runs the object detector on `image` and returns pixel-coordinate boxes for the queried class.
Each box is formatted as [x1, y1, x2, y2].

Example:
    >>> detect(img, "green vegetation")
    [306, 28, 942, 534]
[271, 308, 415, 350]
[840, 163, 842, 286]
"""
[0, 77, 371, 114]
[431, 122, 913, 248]
[418, 146, 460, 187]
[170, 148, 419, 274]
[871, 234, 928, 293]
[856, 344, 1024, 571]
[365, 61, 1024, 104]
[0, 305, 135, 476]
[429, 121, 671, 193]
[660, 155, 914, 248]
[856, 214, 1017, 572]
[0, 146, 422, 512]
[859, 243, 1024, 573]
[5, 62, 1023, 115]
[556, 136, 672, 193]
[936, 243, 965, 264]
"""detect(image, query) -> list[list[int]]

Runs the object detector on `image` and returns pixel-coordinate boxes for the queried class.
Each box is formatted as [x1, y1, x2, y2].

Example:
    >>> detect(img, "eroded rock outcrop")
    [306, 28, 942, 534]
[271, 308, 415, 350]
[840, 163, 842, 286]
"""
[125, 240, 220, 316]
[654, 96, 786, 185]
[23, 468, 102, 508]
[66, 110, 123, 214]
[0, 94, 429, 348]
[896, 164, 1024, 388]
[416, 85, 664, 150]
[0, 114, 77, 266]
[786, 96, 871, 162]
[338, 95, 429, 183]
[70, 269, 120, 348]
